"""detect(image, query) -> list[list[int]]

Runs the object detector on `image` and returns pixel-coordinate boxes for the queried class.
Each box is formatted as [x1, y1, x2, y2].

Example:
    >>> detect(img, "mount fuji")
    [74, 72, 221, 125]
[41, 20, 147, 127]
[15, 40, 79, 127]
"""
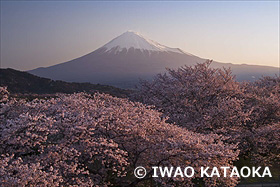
[29, 31, 279, 88]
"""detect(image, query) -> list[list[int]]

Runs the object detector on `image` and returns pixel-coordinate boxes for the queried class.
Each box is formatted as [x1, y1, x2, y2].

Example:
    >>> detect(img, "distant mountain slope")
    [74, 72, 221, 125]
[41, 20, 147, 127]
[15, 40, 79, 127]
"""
[210, 62, 279, 81]
[29, 31, 279, 88]
[0, 68, 131, 97]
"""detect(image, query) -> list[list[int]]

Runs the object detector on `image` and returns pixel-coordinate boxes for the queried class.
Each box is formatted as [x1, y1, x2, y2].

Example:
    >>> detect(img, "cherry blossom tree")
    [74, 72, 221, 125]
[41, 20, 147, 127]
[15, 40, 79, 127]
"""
[0, 87, 239, 186]
[241, 76, 280, 164]
[133, 61, 249, 140]
[132, 61, 280, 165]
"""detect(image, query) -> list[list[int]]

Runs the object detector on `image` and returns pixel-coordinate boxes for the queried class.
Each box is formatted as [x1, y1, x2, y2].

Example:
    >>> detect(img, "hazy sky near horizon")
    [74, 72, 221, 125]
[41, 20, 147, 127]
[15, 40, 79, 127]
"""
[1, 1, 279, 70]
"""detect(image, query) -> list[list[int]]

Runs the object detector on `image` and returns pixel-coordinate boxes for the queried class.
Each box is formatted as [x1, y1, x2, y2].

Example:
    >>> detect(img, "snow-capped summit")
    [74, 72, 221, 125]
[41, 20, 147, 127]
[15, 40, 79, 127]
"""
[102, 30, 184, 54]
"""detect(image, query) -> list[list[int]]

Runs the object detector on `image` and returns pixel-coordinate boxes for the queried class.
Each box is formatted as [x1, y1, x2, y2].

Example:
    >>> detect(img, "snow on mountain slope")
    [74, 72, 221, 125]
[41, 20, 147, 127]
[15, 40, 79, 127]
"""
[102, 30, 188, 54]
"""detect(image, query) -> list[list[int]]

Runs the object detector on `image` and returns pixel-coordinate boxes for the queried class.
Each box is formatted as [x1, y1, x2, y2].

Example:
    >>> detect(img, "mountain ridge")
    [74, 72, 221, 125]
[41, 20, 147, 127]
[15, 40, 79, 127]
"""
[0, 68, 131, 97]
